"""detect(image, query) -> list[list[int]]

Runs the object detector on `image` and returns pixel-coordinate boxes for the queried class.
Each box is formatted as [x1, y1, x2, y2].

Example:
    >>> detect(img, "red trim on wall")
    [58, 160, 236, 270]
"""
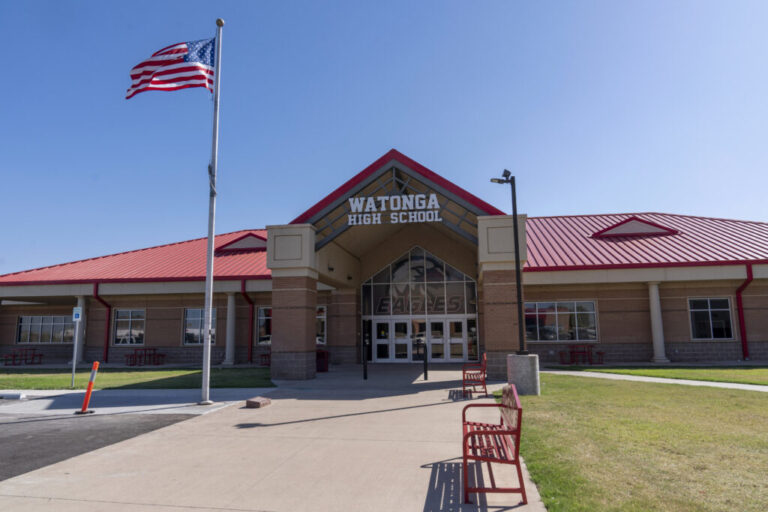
[92, 283, 112, 364]
[735, 263, 753, 360]
[290, 149, 506, 224]
[241, 280, 255, 364]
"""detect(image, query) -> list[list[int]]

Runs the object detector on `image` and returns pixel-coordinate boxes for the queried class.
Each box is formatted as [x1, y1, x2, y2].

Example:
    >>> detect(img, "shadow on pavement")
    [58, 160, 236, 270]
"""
[422, 458, 523, 512]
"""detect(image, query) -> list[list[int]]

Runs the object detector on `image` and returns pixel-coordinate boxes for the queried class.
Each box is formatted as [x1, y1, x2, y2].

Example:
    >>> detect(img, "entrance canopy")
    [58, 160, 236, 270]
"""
[291, 149, 505, 254]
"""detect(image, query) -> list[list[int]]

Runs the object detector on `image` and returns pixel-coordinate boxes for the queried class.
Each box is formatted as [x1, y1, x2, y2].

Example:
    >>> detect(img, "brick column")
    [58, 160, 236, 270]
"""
[271, 275, 317, 379]
[327, 289, 359, 364]
[477, 214, 528, 380]
[480, 270, 522, 379]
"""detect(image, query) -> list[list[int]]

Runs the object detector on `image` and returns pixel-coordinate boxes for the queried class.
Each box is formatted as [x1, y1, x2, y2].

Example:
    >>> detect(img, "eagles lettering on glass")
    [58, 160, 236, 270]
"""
[347, 194, 443, 226]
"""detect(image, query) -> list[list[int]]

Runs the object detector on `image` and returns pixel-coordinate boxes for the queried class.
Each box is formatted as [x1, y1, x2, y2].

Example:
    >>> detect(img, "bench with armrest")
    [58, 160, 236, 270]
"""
[462, 353, 487, 397]
[462, 384, 527, 505]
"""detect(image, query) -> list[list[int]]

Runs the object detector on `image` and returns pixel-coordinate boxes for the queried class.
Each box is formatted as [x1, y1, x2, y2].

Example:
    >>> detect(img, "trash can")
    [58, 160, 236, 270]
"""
[316, 349, 329, 372]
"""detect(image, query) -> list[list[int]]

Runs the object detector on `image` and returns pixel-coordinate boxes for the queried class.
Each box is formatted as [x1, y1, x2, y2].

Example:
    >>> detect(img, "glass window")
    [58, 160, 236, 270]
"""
[183, 308, 216, 345]
[114, 310, 145, 345]
[426, 283, 445, 314]
[316, 306, 326, 344]
[689, 298, 733, 339]
[391, 283, 410, 315]
[258, 307, 272, 344]
[16, 315, 75, 344]
[372, 284, 391, 315]
[524, 301, 598, 342]
[362, 246, 476, 318]
[424, 251, 445, 282]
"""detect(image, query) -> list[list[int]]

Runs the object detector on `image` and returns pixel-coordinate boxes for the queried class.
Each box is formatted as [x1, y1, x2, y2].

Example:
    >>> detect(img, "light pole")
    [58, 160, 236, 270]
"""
[491, 170, 528, 355]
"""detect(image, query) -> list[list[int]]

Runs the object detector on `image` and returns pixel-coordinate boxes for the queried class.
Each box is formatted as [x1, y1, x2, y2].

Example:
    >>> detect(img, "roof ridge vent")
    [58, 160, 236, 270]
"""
[591, 216, 679, 238]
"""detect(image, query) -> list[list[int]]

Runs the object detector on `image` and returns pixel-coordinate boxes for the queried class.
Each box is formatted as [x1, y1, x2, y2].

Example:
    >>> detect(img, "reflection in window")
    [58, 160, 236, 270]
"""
[525, 301, 597, 342]
[689, 298, 732, 339]
[184, 308, 216, 345]
[361, 246, 477, 318]
[258, 307, 272, 344]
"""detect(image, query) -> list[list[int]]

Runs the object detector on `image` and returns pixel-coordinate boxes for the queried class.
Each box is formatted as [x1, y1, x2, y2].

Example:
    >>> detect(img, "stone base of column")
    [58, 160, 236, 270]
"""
[507, 354, 540, 396]
[271, 351, 316, 380]
[486, 351, 511, 380]
[652, 356, 671, 363]
[221, 359, 235, 366]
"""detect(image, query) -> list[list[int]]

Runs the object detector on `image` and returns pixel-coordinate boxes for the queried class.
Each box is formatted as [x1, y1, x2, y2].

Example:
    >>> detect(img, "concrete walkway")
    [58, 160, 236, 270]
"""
[544, 370, 768, 392]
[0, 365, 545, 512]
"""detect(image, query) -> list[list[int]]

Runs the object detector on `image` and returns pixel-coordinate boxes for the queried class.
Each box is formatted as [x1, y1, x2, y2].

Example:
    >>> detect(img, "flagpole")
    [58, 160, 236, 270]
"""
[200, 18, 224, 405]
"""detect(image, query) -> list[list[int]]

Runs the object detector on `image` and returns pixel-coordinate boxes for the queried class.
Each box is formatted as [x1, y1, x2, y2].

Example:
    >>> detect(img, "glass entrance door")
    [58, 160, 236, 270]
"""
[375, 319, 412, 362]
[374, 321, 390, 361]
[429, 320, 448, 362]
[447, 318, 466, 361]
[392, 320, 411, 361]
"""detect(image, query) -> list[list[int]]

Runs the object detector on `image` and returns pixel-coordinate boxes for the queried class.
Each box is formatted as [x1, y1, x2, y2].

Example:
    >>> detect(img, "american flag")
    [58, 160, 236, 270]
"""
[126, 39, 215, 99]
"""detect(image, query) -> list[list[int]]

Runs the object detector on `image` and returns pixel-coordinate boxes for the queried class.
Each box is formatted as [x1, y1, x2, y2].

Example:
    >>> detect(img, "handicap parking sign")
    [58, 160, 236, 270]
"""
[73, 307, 82, 322]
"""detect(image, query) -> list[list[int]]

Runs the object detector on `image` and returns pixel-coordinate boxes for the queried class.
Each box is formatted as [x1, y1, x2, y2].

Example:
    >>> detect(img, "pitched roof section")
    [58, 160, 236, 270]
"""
[0, 230, 270, 285]
[526, 213, 768, 271]
[291, 149, 505, 224]
[591, 216, 679, 238]
[216, 232, 267, 252]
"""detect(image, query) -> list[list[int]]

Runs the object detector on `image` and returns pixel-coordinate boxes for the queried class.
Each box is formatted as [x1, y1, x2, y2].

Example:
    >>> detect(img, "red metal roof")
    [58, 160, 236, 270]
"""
[526, 213, 768, 271]
[2, 214, 768, 286]
[291, 149, 506, 224]
[0, 230, 270, 285]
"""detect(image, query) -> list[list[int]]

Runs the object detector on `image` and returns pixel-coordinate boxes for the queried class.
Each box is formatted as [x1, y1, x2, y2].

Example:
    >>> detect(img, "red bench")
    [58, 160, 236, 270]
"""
[125, 348, 165, 366]
[3, 348, 43, 366]
[462, 384, 527, 505]
[462, 353, 487, 397]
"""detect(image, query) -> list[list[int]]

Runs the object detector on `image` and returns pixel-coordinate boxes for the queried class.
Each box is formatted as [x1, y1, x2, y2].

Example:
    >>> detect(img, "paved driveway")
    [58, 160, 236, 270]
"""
[0, 366, 544, 511]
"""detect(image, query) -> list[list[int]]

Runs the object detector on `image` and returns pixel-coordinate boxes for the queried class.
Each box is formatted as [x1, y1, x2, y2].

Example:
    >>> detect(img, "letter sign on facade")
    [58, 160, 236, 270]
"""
[347, 193, 443, 226]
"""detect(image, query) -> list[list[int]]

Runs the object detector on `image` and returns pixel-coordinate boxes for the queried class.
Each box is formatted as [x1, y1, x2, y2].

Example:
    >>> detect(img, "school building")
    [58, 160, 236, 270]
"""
[1, 149, 767, 379]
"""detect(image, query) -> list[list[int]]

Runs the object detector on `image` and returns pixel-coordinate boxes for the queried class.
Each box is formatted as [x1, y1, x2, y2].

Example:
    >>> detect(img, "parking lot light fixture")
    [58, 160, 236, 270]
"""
[490, 170, 528, 355]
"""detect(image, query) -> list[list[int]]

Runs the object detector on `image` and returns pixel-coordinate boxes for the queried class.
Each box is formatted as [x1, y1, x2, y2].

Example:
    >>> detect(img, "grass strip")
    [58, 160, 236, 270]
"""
[0, 367, 273, 390]
[558, 366, 768, 386]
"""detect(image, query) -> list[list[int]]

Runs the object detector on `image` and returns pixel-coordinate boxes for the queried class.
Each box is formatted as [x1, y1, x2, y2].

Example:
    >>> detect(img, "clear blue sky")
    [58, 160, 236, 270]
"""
[2, 1, 767, 275]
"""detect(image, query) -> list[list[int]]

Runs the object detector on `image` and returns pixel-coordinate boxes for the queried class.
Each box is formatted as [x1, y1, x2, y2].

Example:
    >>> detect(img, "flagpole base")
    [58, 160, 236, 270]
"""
[198, 400, 214, 406]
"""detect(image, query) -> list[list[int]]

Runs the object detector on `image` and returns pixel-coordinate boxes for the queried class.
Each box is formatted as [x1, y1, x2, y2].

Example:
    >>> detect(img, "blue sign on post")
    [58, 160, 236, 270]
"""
[72, 307, 82, 322]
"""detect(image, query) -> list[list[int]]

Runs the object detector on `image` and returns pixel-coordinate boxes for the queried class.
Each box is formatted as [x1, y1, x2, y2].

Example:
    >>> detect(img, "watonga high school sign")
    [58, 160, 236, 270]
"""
[347, 193, 443, 226]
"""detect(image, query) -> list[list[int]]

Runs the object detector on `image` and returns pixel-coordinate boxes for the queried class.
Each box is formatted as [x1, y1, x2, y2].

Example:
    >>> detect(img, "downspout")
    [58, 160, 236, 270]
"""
[735, 263, 753, 361]
[241, 280, 255, 363]
[92, 283, 112, 363]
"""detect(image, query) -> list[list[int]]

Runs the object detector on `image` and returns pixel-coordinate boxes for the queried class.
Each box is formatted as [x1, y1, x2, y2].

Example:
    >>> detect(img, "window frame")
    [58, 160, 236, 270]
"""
[316, 305, 327, 345]
[182, 308, 217, 346]
[524, 300, 599, 343]
[257, 306, 272, 345]
[687, 297, 735, 341]
[16, 315, 75, 345]
[112, 309, 146, 346]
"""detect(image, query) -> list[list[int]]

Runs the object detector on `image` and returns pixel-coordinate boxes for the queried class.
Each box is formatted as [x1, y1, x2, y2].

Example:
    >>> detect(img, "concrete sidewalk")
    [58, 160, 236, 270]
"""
[544, 369, 768, 392]
[0, 365, 545, 511]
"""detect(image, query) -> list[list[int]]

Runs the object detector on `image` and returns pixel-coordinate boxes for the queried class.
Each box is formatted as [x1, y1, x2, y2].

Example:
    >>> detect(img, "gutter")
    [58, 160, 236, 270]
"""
[735, 263, 753, 360]
[241, 280, 255, 363]
[92, 283, 112, 363]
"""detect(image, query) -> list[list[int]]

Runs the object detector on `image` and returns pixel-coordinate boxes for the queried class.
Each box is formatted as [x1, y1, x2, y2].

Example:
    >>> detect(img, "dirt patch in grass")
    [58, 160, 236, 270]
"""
[514, 374, 768, 511]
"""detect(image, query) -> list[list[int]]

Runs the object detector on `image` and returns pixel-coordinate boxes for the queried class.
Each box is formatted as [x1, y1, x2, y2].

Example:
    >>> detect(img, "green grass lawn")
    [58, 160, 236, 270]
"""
[0, 367, 273, 390]
[568, 366, 768, 386]
[502, 374, 768, 512]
